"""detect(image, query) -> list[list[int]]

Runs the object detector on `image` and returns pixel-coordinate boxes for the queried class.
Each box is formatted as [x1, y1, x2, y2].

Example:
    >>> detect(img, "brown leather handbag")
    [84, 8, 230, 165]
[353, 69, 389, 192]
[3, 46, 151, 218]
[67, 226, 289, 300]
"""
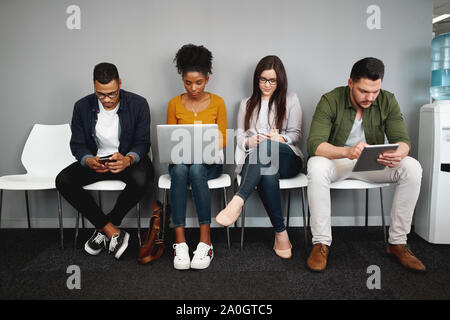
[138, 200, 164, 264]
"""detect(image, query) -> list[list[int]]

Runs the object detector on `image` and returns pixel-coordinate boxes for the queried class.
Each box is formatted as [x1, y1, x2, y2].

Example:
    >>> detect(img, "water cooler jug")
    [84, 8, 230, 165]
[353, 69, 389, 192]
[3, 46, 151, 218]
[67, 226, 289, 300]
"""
[416, 101, 450, 244]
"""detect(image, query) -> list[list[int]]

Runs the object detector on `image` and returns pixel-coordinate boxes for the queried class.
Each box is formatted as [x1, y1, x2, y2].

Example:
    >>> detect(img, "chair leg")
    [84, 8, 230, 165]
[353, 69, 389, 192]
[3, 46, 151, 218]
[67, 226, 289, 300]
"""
[75, 212, 80, 249]
[365, 189, 369, 229]
[307, 207, 311, 228]
[162, 189, 167, 242]
[0, 189, 3, 229]
[136, 202, 142, 247]
[286, 190, 291, 228]
[98, 191, 102, 211]
[240, 204, 246, 251]
[25, 190, 31, 229]
[301, 187, 308, 250]
[306, 185, 311, 228]
[57, 191, 64, 249]
[223, 187, 230, 249]
[97, 191, 102, 230]
[379, 188, 387, 245]
[233, 177, 239, 228]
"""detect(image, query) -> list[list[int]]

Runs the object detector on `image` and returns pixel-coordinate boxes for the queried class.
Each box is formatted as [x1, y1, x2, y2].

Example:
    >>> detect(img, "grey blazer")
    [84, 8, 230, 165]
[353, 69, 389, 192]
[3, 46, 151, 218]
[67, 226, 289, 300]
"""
[235, 92, 303, 173]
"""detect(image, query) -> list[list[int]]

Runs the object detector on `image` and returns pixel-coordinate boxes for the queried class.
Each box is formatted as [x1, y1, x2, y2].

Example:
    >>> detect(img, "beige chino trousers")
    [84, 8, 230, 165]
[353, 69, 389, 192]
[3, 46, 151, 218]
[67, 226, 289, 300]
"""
[307, 156, 422, 246]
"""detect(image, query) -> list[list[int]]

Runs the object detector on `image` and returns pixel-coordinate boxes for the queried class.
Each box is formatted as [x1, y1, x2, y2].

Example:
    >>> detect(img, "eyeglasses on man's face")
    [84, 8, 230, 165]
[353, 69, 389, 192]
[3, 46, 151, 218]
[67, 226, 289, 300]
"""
[259, 77, 277, 85]
[96, 89, 119, 100]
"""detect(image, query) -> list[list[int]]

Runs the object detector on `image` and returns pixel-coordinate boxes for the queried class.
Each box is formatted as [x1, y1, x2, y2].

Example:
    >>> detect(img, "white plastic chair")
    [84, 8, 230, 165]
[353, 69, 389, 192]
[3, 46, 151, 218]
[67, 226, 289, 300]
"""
[0, 124, 75, 248]
[327, 179, 390, 244]
[158, 173, 232, 248]
[236, 172, 308, 250]
[73, 150, 155, 249]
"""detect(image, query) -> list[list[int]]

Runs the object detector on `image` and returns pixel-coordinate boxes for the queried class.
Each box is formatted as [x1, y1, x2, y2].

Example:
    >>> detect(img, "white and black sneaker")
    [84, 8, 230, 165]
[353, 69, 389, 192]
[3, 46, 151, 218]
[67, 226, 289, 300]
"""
[190, 242, 214, 270]
[108, 230, 130, 259]
[84, 230, 109, 256]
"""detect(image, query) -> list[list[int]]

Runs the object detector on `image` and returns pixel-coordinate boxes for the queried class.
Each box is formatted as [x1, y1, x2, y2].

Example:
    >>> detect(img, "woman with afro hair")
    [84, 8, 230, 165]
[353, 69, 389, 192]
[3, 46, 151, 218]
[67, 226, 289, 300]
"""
[166, 44, 227, 270]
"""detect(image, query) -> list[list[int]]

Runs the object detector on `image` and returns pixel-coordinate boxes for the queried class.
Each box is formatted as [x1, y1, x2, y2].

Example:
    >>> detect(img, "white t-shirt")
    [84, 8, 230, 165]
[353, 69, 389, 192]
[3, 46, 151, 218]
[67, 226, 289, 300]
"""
[344, 116, 367, 147]
[95, 100, 120, 157]
[256, 99, 275, 134]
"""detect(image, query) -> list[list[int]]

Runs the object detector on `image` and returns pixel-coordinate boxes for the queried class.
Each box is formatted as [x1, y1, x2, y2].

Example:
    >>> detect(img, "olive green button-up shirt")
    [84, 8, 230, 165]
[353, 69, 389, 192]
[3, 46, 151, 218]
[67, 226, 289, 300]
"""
[307, 86, 411, 156]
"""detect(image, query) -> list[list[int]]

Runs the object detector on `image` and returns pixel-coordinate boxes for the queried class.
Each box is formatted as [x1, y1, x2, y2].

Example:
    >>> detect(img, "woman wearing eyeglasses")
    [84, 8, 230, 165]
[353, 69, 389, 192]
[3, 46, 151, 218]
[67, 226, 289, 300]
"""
[216, 55, 303, 259]
[167, 44, 227, 270]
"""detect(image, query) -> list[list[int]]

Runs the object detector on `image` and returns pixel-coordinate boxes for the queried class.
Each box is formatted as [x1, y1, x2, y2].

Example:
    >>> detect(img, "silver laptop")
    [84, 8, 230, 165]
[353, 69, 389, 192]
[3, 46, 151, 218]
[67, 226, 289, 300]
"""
[156, 124, 220, 164]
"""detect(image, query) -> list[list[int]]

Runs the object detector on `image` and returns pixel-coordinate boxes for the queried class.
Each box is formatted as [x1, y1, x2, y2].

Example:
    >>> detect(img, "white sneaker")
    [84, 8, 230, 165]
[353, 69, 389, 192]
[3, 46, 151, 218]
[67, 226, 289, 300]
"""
[190, 242, 214, 270]
[173, 242, 190, 270]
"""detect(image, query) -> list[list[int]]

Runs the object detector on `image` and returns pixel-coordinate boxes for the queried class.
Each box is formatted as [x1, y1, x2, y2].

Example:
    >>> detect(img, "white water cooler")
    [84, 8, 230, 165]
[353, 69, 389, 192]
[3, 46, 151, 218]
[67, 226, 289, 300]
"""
[415, 101, 450, 244]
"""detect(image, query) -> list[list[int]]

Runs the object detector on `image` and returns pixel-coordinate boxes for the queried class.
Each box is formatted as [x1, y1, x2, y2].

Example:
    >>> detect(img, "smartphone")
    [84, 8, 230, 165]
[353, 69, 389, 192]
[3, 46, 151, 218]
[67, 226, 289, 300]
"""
[98, 154, 115, 164]
[257, 133, 268, 139]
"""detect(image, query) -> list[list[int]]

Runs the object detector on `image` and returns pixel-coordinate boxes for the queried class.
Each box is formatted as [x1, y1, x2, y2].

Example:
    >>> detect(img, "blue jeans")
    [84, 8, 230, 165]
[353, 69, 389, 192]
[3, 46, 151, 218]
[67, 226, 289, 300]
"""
[169, 163, 223, 227]
[237, 140, 303, 232]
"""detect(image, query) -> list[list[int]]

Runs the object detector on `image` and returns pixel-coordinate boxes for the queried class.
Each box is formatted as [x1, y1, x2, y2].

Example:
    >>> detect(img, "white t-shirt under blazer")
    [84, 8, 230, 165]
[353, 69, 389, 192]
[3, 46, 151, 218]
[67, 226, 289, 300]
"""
[95, 100, 120, 157]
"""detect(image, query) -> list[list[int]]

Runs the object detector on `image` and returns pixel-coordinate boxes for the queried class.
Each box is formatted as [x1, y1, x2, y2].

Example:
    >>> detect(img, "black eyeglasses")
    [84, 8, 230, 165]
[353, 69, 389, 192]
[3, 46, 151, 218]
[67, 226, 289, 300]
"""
[259, 77, 277, 85]
[96, 89, 119, 100]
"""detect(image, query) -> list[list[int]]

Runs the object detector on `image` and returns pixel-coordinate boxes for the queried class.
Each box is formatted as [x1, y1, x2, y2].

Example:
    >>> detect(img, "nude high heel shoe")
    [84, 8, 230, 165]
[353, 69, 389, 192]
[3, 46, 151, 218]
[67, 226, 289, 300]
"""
[273, 233, 292, 259]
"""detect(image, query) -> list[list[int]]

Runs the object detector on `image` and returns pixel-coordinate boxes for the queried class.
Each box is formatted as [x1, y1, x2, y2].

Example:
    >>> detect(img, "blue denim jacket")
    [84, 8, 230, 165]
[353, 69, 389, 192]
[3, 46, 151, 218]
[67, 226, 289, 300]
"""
[70, 89, 151, 166]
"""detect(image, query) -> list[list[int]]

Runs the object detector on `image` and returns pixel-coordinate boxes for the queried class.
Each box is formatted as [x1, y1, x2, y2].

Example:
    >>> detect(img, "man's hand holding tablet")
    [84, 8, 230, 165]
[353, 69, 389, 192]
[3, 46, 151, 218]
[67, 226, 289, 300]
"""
[352, 143, 402, 172]
[346, 141, 369, 160]
[377, 143, 409, 168]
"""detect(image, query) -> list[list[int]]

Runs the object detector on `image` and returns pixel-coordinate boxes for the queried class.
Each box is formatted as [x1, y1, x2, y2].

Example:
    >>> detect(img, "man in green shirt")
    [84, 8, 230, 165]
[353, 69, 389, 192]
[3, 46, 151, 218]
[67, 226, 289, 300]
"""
[306, 57, 425, 273]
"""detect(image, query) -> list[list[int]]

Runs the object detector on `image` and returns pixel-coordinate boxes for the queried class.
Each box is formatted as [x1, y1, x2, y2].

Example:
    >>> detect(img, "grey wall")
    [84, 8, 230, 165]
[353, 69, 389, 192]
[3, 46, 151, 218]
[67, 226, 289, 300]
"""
[0, 0, 433, 229]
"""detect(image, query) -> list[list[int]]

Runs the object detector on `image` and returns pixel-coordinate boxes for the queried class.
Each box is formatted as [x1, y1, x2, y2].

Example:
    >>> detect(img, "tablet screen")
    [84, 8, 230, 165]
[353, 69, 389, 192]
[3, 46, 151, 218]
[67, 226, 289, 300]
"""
[352, 144, 399, 172]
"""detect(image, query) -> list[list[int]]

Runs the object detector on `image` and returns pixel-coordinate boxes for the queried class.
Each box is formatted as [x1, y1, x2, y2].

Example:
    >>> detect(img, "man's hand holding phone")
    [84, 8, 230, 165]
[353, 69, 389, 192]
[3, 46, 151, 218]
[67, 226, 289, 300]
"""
[98, 154, 115, 165]
[86, 156, 109, 173]
[105, 152, 131, 173]
[86, 153, 131, 173]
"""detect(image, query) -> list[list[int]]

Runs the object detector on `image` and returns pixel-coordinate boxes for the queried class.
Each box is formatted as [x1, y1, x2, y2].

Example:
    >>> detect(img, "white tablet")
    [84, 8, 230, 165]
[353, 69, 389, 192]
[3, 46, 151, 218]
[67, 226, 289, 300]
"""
[352, 144, 399, 172]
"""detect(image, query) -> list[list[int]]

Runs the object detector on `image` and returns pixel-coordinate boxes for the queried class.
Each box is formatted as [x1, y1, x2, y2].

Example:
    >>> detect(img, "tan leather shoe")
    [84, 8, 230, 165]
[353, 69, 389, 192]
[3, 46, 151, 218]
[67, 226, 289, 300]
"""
[386, 244, 426, 272]
[307, 243, 329, 272]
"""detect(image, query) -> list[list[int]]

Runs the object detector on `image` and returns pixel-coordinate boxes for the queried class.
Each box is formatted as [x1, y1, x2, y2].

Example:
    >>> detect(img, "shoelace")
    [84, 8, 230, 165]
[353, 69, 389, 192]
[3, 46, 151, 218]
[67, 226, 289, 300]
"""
[402, 245, 415, 257]
[109, 234, 119, 252]
[93, 232, 107, 248]
[318, 244, 328, 256]
[193, 245, 211, 260]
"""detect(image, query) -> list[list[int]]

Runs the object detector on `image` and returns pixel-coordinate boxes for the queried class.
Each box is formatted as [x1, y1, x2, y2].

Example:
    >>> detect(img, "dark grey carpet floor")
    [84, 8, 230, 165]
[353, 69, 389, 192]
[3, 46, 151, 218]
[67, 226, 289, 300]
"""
[1, 226, 449, 300]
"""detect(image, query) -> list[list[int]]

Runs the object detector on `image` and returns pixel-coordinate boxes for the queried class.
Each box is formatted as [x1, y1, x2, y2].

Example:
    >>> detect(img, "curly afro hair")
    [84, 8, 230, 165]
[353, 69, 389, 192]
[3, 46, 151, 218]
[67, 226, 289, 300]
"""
[174, 44, 213, 76]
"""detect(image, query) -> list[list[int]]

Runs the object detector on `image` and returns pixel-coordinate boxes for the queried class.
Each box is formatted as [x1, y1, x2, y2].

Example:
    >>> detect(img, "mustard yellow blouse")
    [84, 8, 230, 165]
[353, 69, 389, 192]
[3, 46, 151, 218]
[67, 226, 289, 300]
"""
[166, 93, 227, 149]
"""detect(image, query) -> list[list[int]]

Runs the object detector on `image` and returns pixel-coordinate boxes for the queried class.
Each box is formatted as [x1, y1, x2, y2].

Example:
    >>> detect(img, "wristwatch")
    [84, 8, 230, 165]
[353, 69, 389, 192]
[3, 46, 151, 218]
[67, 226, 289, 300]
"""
[127, 155, 135, 166]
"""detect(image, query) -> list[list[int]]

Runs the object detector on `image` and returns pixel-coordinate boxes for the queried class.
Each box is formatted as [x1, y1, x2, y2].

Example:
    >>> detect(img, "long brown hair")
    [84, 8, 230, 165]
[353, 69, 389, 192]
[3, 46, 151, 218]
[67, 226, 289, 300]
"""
[244, 55, 288, 131]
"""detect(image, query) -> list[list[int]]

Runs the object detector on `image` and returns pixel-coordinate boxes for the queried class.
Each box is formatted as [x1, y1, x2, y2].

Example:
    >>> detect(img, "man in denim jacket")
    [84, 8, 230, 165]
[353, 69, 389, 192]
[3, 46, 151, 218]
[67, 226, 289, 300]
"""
[56, 62, 154, 259]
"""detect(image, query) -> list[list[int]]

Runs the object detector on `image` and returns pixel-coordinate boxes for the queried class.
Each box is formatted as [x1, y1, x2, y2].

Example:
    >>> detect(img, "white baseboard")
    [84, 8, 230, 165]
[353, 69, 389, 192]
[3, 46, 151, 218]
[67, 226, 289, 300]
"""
[0, 215, 391, 229]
